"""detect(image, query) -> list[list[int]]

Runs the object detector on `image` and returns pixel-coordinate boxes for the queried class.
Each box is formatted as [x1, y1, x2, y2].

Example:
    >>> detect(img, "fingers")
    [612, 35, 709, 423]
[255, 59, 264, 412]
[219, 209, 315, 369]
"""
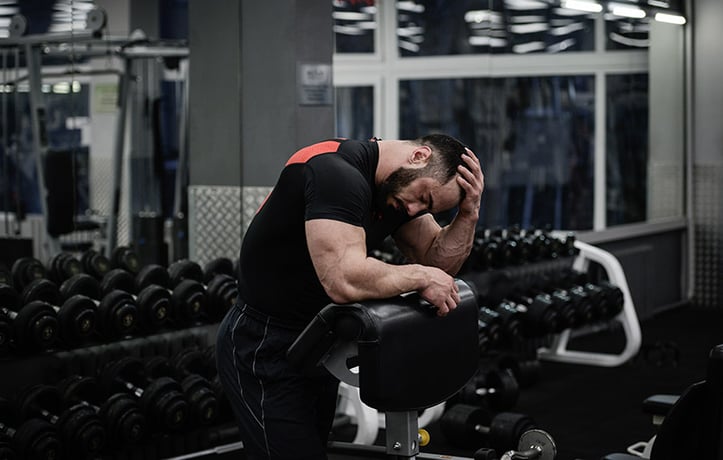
[436, 283, 461, 317]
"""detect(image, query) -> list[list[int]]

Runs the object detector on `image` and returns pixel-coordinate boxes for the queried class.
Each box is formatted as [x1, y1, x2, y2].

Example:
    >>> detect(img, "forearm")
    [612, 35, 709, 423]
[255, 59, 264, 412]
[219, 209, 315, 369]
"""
[421, 212, 477, 275]
[321, 256, 432, 304]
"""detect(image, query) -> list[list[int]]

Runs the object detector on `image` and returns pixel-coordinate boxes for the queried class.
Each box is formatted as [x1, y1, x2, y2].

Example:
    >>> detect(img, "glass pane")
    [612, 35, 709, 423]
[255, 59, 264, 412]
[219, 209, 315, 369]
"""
[0, 82, 91, 214]
[400, 76, 595, 231]
[606, 73, 649, 225]
[396, 0, 595, 57]
[605, 16, 650, 50]
[335, 86, 374, 139]
[333, 0, 377, 54]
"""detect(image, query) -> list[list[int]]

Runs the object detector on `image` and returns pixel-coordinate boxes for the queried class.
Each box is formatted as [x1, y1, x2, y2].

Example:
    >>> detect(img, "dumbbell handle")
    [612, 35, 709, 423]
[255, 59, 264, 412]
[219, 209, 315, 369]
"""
[121, 380, 145, 399]
[0, 422, 16, 438]
[475, 387, 497, 396]
[501, 447, 542, 459]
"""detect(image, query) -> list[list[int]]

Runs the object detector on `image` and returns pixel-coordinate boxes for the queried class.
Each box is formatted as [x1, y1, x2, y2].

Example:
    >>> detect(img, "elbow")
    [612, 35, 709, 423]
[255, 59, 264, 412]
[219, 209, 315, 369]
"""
[321, 278, 358, 305]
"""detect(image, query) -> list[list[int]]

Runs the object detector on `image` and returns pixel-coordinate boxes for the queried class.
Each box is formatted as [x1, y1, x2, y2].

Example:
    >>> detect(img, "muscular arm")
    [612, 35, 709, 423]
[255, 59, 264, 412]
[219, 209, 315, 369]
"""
[306, 219, 460, 315]
[394, 149, 484, 275]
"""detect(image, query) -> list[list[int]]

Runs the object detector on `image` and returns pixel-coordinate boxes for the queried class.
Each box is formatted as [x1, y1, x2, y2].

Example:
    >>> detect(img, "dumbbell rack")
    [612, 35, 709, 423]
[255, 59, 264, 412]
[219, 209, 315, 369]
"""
[536, 239, 642, 367]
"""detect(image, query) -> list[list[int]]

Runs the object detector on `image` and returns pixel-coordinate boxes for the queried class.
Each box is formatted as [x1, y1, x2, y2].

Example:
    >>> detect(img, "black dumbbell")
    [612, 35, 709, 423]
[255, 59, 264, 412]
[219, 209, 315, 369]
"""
[80, 249, 112, 280]
[144, 355, 219, 426]
[56, 375, 147, 448]
[0, 310, 11, 355]
[99, 356, 188, 432]
[77, 270, 168, 334]
[0, 397, 60, 460]
[202, 257, 235, 284]
[505, 293, 561, 337]
[173, 347, 232, 423]
[586, 281, 624, 320]
[451, 369, 520, 412]
[10, 258, 47, 292]
[497, 355, 542, 390]
[137, 261, 236, 324]
[488, 301, 524, 344]
[0, 263, 11, 286]
[110, 246, 141, 274]
[0, 284, 57, 353]
[56, 274, 140, 340]
[440, 404, 536, 454]
[16, 384, 105, 458]
[18, 278, 96, 347]
[46, 253, 83, 286]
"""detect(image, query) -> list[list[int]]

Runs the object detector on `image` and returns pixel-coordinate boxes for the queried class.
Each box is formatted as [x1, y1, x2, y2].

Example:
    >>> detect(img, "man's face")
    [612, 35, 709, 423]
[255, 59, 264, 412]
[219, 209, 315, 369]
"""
[378, 166, 462, 217]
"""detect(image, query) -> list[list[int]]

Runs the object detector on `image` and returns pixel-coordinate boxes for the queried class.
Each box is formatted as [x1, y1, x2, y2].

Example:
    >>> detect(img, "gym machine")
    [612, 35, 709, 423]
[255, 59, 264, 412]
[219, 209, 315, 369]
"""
[0, 7, 190, 264]
[284, 279, 557, 460]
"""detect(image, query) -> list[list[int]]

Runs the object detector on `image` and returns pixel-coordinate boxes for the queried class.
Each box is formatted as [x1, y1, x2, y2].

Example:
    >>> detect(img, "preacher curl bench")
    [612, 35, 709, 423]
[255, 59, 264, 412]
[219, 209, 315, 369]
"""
[287, 279, 557, 460]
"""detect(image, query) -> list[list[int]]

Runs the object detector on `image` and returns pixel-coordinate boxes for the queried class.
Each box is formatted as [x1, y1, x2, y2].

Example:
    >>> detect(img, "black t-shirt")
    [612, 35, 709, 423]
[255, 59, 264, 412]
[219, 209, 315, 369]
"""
[238, 139, 413, 325]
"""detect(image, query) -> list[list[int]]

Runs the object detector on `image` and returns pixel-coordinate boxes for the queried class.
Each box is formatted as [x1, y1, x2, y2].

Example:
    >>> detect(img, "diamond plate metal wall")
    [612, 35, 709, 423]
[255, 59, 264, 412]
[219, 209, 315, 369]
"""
[188, 185, 273, 267]
[693, 165, 722, 308]
[188, 186, 242, 267]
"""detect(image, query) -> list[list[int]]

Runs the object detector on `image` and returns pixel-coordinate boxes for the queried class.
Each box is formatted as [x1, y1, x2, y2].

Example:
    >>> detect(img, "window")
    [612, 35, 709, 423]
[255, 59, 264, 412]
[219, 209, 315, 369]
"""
[333, 0, 686, 231]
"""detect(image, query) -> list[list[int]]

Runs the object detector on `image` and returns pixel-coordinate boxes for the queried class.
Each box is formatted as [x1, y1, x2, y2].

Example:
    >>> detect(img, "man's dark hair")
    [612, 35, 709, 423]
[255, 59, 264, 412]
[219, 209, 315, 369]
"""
[415, 133, 468, 183]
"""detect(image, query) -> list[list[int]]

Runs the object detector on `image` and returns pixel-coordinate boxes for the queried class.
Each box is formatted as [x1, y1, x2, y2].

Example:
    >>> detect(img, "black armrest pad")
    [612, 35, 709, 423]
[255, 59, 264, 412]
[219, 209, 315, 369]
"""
[642, 394, 680, 416]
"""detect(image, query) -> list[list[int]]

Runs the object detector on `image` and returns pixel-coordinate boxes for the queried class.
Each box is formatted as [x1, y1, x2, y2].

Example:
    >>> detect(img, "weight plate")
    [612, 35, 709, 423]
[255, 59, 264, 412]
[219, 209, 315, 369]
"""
[517, 429, 557, 460]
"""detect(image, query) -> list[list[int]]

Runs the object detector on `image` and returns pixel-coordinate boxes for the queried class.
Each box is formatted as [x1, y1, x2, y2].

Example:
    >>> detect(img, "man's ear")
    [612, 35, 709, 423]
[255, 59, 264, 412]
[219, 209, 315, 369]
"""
[410, 145, 432, 165]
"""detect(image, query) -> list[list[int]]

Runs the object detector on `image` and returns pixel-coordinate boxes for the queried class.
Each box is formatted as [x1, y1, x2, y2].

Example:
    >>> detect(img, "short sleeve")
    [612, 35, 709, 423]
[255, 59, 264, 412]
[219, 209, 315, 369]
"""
[304, 155, 370, 227]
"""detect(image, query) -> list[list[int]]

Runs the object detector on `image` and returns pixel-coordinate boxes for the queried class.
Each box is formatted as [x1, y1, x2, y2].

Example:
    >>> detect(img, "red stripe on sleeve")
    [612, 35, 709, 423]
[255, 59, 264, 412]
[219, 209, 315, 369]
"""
[285, 140, 341, 165]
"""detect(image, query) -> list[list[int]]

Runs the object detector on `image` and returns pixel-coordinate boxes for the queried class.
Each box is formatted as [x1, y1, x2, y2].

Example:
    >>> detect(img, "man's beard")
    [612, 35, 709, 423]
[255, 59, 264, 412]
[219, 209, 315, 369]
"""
[376, 166, 421, 211]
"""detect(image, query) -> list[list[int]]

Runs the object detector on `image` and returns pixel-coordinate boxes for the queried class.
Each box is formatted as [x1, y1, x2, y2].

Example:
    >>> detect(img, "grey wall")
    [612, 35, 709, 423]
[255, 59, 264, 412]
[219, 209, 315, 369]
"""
[691, 0, 723, 308]
[188, 0, 334, 188]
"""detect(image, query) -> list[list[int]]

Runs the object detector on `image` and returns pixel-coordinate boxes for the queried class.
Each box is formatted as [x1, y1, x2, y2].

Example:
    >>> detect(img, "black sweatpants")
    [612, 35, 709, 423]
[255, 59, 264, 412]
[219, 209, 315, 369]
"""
[216, 303, 340, 460]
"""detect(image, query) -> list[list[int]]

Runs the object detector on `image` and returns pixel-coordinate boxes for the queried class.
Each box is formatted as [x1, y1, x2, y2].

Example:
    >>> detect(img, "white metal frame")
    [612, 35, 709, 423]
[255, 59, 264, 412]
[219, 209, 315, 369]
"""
[537, 239, 642, 366]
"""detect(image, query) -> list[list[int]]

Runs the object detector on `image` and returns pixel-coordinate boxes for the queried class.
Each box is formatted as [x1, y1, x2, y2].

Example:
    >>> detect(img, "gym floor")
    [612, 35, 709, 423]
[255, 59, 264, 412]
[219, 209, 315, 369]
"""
[416, 302, 723, 460]
[206, 303, 722, 460]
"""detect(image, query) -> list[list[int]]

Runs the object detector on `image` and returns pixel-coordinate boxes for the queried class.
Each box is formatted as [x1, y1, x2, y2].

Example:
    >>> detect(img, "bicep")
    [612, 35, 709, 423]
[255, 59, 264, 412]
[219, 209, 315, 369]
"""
[393, 214, 442, 264]
[306, 219, 368, 297]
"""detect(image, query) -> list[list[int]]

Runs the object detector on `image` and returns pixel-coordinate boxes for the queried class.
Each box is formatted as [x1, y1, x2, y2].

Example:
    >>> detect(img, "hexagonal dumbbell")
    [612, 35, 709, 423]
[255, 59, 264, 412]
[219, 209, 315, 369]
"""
[99, 356, 188, 432]
[15, 384, 106, 458]
[0, 283, 57, 353]
[0, 397, 61, 460]
[56, 375, 146, 448]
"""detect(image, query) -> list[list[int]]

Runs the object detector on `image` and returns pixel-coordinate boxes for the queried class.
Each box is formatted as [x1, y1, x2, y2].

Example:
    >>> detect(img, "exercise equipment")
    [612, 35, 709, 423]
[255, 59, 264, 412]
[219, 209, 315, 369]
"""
[99, 356, 188, 432]
[451, 369, 520, 412]
[80, 249, 112, 280]
[18, 278, 95, 347]
[47, 253, 83, 286]
[123, 264, 207, 327]
[0, 284, 57, 353]
[16, 384, 106, 458]
[143, 355, 219, 426]
[10, 258, 46, 292]
[440, 404, 536, 454]
[202, 256, 235, 284]
[504, 293, 561, 337]
[56, 374, 147, 448]
[136, 261, 237, 323]
[0, 397, 60, 460]
[110, 246, 141, 274]
[57, 274, 139, 340]
[170, 347, 231, 422]
[497, 356, 542, 390]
